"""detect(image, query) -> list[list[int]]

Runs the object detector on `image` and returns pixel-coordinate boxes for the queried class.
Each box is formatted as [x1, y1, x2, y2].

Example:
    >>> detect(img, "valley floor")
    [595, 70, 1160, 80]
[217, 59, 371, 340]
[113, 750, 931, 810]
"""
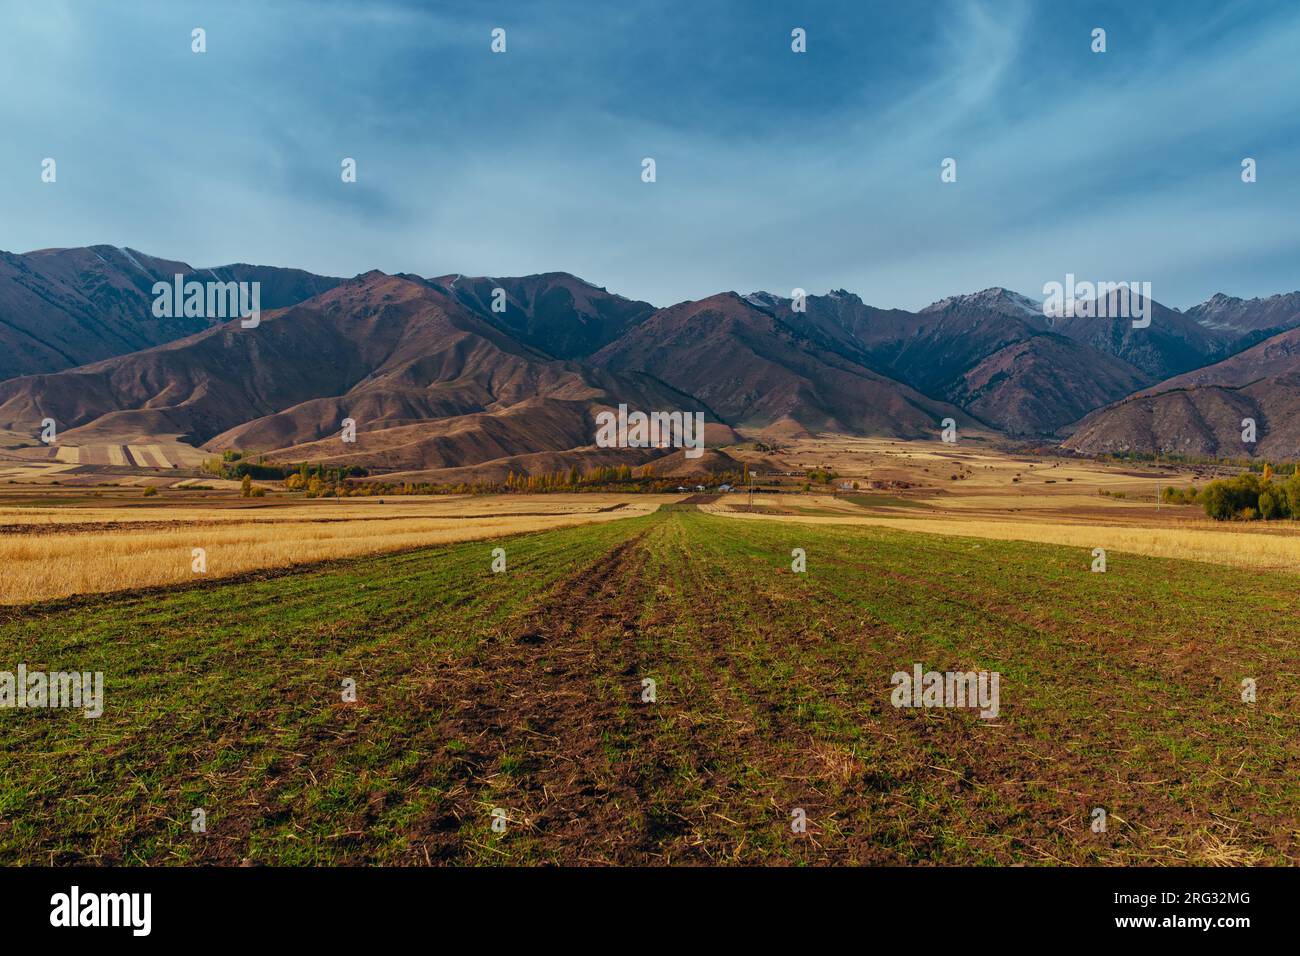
[2, 507, 1296, 865]
[6, 435, 1299, 605]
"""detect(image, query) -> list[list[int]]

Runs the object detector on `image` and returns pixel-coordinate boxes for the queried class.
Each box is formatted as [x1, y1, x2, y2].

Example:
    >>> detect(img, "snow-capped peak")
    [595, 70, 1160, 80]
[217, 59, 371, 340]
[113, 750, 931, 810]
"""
[921, 287, 1042, 317]
[743, 291, 782, 309]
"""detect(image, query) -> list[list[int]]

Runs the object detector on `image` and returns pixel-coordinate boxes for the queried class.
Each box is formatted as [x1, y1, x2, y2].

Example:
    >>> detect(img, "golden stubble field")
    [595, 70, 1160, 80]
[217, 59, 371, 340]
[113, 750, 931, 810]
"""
[713, 436, 1300, 573]
[0, 494, 673, 605]
[703, 495, 1300, 574]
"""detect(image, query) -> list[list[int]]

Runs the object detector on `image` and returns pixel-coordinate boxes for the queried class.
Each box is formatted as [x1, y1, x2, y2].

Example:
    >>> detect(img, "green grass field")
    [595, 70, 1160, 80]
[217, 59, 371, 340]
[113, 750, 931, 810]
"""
[2, 507, 1296, 865]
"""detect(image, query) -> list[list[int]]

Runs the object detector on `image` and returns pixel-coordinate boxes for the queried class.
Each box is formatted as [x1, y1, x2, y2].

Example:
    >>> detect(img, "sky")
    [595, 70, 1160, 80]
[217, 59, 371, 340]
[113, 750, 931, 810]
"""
[1, 0, 1298, 310]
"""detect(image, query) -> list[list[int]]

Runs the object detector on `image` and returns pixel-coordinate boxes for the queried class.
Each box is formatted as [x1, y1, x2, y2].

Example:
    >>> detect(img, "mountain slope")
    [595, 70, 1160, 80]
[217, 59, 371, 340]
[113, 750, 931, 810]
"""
[1064, 325, 1300, 457]
[1186, 291, 1300, 343]
[10, 246, 1300, 469]
[1046, 288, 1228, 380]
[431, 272, 655, 358]
[592, 292, 969, 438]
[0, 272, 728, 474]
[951, 334, 1151, 436]
[743, 287, 1150, 436]
[0, 245, 342, 379]
[741, 288, 918, 370]
[911, 291, 1152, 435]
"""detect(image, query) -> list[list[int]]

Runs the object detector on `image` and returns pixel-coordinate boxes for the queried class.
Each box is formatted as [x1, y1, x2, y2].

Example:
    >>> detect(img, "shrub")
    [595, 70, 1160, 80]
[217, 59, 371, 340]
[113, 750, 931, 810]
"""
[1259, 490, 1281, 520]
[1161, 484, 1201, 505]
[1202, 474, 1263, 520]
[228, 461, 291, 480]
[1286, 473, 1300, 516]
[1201, 481, 1233, 520]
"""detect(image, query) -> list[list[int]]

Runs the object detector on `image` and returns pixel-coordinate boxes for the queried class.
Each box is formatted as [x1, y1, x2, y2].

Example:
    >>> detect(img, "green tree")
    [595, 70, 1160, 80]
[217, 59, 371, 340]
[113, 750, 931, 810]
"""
[1259, 490, 1281, 520]
[1285, 472, 1300, 517]
[1201, 481, 1233, 520]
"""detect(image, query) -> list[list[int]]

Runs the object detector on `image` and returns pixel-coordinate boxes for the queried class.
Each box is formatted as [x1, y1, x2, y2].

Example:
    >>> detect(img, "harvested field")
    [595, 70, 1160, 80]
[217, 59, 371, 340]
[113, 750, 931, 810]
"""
[0, 494, 672, 604]
[701, 497, 1300, 574]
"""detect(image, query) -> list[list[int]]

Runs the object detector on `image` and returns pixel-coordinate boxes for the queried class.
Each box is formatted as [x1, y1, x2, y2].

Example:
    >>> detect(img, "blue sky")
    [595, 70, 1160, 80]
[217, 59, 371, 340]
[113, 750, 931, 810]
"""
[2, 0, 1297, 309]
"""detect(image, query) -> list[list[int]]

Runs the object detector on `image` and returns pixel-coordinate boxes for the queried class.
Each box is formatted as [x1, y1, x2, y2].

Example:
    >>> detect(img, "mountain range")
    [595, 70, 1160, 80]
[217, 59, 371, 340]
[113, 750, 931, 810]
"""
[2, 245, 1299, 474]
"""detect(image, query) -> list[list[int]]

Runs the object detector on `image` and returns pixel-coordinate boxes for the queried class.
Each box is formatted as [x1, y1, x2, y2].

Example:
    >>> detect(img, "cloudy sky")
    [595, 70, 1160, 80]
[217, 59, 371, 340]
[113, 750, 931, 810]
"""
[2, 0, 1297, 309]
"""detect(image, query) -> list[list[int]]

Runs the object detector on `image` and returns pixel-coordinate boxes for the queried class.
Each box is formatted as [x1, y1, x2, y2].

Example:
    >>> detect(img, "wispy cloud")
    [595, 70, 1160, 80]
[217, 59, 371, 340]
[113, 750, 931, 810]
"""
[0, 0, 1295, 309]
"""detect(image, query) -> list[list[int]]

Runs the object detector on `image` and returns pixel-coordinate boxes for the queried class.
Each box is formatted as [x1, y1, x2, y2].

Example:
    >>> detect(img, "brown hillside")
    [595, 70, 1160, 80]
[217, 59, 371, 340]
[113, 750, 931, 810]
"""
[593, 292, 970, 438]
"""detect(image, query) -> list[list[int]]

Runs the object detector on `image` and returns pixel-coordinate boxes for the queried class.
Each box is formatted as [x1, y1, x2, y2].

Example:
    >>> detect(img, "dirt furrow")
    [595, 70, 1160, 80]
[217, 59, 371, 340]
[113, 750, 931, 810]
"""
[409, 530, 681, 862]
